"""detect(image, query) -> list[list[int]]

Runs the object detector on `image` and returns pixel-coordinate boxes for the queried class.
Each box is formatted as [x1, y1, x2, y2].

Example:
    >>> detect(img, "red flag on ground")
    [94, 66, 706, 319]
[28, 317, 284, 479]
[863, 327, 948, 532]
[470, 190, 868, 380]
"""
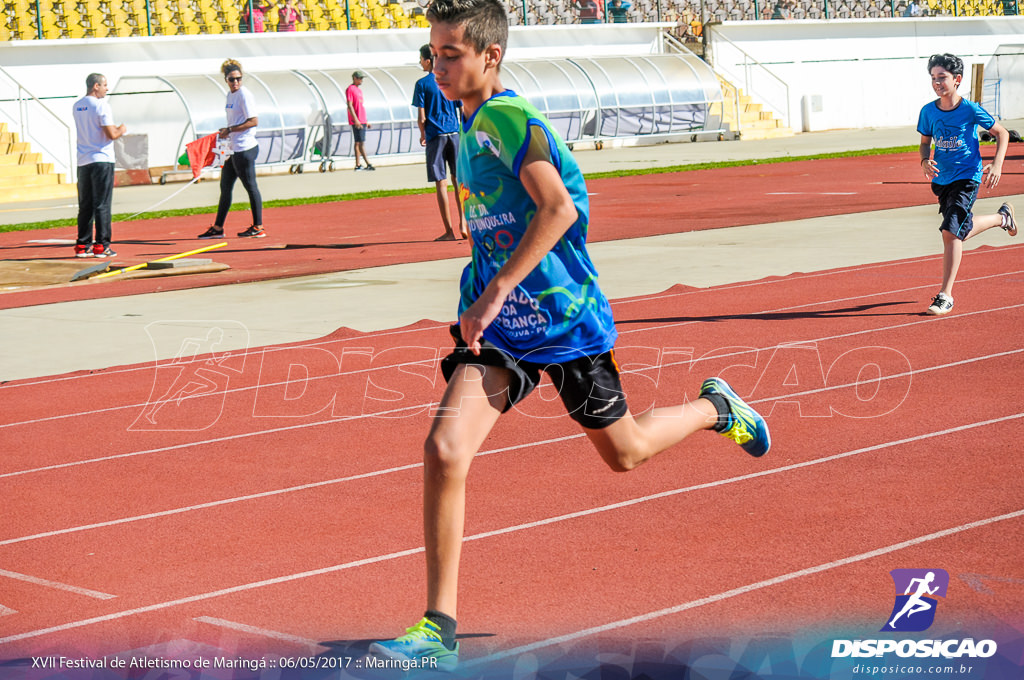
[185, 133, 219, 179]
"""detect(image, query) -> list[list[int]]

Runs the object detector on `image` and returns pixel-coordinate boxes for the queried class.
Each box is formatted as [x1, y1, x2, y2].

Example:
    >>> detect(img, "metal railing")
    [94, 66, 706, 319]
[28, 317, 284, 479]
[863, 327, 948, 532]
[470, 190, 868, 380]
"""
[704, 28, 790, 129]
[0, 65, 75, 182]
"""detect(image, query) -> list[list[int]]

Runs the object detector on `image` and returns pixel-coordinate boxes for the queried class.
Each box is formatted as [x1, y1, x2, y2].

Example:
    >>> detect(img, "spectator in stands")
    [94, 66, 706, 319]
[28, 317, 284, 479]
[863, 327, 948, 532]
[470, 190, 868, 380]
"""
[608, 0, 630, 22]
[903, 0, 921, 15]
[198, 59, 265, 239]
[688, 11, 702, 38]
[770, 0, 792, 18]
[347, 70, 374, 171]
[413, 44, 466, 241]
[277, 0, 304, 30]
[73, 72, 126, 259]
[573, 0, 603, 23]
[239, 0, 271, 31]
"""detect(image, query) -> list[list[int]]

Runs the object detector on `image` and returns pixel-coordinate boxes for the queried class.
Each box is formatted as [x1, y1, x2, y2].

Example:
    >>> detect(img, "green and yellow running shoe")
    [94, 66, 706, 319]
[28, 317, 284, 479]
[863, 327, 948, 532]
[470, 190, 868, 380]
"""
[699, 377, 771, 458]
[368, 617, 459, 672]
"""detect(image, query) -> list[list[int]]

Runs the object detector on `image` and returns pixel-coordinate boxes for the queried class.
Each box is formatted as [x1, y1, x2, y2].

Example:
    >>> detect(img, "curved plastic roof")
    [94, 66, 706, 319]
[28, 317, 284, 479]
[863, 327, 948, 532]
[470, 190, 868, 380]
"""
[113, 53, 723, 170]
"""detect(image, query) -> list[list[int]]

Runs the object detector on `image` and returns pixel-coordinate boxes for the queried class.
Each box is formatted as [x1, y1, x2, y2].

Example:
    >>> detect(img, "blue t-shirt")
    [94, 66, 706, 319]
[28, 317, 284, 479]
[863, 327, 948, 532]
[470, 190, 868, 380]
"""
[917, 98, 995, 185]
[412, 73, 460, 141]
[456, 90, 617, 363]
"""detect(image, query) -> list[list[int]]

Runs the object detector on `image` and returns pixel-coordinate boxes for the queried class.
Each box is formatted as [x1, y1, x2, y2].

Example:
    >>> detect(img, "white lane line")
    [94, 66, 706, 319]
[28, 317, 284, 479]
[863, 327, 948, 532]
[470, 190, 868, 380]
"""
[0, 435, 580, 546]
[0, 568, 116, 600]
[0, 413, 1018, 646]
[765, 191, 858, 195]
[0, 402, 433, 481]
[4, 294, 1022, 481]
[5, 266, 1022, 433]
[2, 342, 1021, 546]
[0, 604, 16, 616]
[3, 245, 1019, 393]
[193, 616, 323, 649]
[467, 507, 1024, 668]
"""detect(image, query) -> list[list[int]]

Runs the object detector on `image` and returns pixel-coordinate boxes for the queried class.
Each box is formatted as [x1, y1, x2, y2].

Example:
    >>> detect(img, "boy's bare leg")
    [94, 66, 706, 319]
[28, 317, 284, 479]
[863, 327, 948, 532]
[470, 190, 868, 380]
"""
[939, 229, 963, 298]
[454, 182, 469, 239]
[583, 399, 719, 472]
[424, 363, 511, 619]
[434, 178, 456, 240]
[939, 212, 1006, 297]
[963, 212, 1004, 240]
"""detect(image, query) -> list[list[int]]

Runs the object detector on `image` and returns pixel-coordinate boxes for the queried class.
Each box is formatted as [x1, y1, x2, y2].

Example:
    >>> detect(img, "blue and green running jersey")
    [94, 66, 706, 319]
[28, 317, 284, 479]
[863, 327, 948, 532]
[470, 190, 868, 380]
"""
[457, 90, 617, 363]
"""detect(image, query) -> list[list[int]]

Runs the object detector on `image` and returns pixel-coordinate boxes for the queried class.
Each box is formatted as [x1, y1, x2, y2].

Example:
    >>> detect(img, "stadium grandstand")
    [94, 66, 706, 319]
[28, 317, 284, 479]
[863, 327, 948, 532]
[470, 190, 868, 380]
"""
[1, 0, 1019, 41]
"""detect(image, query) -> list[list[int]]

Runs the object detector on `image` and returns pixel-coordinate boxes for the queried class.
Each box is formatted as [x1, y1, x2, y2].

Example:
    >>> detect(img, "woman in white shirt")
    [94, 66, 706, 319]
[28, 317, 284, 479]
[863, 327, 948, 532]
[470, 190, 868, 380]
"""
[199, 59, 266, 239]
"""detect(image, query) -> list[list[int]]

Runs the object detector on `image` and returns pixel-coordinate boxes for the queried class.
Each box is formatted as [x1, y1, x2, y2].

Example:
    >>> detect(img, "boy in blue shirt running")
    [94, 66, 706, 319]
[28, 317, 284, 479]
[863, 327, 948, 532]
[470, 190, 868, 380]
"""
[369, 0, 770, 670]
[917, 53, 1017, 315]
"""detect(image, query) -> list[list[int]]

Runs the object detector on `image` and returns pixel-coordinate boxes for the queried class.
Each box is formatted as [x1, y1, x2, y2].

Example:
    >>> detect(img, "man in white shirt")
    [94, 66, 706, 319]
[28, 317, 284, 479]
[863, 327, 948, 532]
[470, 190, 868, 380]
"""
[72, 73, 126, 258]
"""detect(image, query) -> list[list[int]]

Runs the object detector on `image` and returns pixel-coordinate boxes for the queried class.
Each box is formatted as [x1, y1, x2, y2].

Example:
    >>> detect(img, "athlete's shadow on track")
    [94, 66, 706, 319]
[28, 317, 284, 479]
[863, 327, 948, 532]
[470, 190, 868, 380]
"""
[618, 300, 914, 324]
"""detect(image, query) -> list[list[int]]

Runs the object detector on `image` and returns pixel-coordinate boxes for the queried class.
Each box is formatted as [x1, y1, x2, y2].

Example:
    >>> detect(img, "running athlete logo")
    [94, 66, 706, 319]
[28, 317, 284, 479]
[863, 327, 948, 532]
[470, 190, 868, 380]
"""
[881, 569, 949, 632]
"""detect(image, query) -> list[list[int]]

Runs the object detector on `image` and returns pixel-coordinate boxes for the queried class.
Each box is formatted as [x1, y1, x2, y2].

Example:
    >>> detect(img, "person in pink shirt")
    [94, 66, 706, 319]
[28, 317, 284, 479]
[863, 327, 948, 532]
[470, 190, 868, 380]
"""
[277, 0, 304, 31]
[346, 70, 374, 171]
[239, 0, 270, 32]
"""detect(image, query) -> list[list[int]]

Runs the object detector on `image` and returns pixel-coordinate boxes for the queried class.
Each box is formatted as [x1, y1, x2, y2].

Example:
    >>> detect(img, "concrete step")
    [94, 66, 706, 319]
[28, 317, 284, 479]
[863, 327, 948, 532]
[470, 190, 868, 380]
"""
[0, 182, 78, 203]
[0, 154, 23, 166]
[739, 126, 795, 140]
[0, 163, 40, 178]
[0, 142, 31, 154]
[0, 173, 62, 189]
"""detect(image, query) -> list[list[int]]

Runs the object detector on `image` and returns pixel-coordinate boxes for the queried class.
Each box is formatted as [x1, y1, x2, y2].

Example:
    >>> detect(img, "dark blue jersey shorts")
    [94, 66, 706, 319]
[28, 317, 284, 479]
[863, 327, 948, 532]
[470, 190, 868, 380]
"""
[932, 179, 979, 241]
[425, 133, 458, 183]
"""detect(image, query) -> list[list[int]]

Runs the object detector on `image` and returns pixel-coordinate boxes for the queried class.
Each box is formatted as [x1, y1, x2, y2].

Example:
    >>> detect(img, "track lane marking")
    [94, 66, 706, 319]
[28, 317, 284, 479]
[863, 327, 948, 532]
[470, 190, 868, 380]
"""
[3, 270, 1022, 434]
[3, 245, 1020, 393]
[0, 568, 116, 600]
[0, 413, 1019, 646]
[2, 329, 1021, 488]
[193, 616, 323, 649]
[467, 508, 1024, 667]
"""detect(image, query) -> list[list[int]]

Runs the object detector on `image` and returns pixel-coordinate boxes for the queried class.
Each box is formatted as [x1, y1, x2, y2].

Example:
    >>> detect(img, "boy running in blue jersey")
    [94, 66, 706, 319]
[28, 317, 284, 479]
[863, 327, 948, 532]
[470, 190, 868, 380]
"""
[368, 0, 770, 670]
[917, 53, 1017, 316]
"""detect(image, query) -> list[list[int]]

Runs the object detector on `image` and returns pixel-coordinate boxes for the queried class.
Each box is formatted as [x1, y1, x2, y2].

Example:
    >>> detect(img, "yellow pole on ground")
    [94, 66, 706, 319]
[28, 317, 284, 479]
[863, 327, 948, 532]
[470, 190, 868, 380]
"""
[93, 242, 228, 279]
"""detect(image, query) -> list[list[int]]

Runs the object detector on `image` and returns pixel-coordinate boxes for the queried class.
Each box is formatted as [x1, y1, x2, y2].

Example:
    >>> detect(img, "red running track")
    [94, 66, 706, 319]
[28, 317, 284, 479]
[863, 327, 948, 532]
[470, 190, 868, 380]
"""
[3, 148, 1024, 310]
[0, 244, 1022, 675]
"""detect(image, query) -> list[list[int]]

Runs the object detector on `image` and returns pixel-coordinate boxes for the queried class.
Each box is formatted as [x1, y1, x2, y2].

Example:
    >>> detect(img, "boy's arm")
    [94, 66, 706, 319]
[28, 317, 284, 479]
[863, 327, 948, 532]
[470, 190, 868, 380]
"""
[919, 135, 937, 181]
[459, 130, 578, 354]
[983, 121, 1009, 188]
[418, 107, 427, 146]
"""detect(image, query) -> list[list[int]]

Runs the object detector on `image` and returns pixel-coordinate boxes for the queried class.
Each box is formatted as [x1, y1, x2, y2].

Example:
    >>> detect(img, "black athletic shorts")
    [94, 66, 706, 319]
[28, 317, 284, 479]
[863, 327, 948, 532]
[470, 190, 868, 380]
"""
[439, 325, 629, 429]
[932, 178, 979, 240]
[352, 125, 366, 143]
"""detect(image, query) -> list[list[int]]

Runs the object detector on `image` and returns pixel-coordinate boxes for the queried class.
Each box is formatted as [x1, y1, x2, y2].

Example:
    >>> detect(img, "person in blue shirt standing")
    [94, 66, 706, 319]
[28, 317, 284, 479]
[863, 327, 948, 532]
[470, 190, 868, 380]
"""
[413, 44, 467, 241]
[917, 53, 1017, 315]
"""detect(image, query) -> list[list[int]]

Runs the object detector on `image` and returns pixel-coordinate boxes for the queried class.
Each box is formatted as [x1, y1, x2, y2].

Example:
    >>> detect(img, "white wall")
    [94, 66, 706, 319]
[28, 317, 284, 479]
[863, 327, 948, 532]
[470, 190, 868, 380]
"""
[707, 17, 1024, 132]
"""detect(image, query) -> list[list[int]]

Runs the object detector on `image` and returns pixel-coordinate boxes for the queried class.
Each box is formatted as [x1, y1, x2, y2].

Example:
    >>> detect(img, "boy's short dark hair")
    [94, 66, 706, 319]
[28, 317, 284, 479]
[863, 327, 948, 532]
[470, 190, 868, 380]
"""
[426, 0, 508, 62]
[419, 44, 433, 62]
[927, 53, 963, 78]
